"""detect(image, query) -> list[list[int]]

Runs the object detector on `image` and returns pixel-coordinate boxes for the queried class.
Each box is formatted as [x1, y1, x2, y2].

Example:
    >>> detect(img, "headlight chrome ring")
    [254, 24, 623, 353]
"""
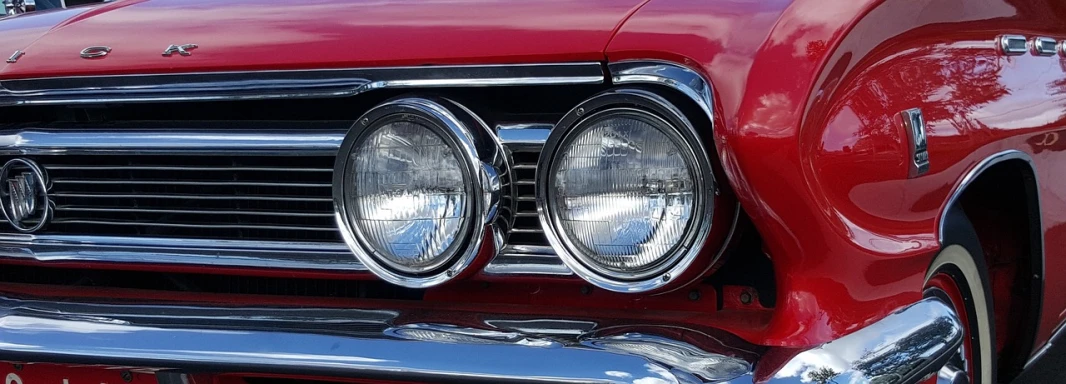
[334, 96, 507, 288]
[537, 88, 717, 293]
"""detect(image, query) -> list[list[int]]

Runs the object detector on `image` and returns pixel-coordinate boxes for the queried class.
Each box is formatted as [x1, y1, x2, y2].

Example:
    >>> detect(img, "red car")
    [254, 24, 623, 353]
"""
[0, 0, 1058, 383]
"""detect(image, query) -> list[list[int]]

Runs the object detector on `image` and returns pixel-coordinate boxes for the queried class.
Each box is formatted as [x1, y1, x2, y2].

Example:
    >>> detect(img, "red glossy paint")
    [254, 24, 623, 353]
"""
[0, 0, 1062, 364]
[610, 0, 1066, 354]
[0, 0, 645, 78]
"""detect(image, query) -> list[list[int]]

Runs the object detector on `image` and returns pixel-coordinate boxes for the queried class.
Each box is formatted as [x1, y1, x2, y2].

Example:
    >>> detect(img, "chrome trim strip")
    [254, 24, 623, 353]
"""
[496, 123, 552, 146]
[0, 296, 959, 384]
[0, 63, 605, 106]
[0, 129, 346, 156]
[609, 60, 714, 123]
[939, 150, 1038, 244]
[0, 234, 366, 271]
[484, 245, 572, 276]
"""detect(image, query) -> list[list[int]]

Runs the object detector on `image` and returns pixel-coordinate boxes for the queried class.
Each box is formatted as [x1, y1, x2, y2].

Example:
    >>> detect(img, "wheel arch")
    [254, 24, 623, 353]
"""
[938, 149, 1043, 379]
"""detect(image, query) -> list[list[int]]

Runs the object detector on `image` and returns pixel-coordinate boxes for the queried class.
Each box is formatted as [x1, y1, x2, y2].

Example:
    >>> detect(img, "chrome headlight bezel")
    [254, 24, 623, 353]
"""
[334, 96, 506, 288]
[536, 88, 717, 292]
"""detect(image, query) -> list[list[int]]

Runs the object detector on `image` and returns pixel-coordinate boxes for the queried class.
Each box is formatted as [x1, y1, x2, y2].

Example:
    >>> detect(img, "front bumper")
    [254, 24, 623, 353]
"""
[0, 296, 960, 384]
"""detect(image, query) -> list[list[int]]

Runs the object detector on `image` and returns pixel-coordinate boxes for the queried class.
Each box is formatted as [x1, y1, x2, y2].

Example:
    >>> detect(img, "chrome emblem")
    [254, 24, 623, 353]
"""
[0, 158, 49, 232]
[900, 108, 930, 178]
[80, 46, 111, 59]
[6, 50, 24, 63]
[162, 44, 198, 56]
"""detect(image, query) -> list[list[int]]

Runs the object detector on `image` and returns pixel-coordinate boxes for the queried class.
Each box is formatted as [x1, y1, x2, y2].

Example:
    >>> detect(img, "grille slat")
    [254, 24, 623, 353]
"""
[51, 193, 332, 203]
[503, 148, 548, 248]
[54, 207, 335, 218]
[47, 165, 333, 173]
[53, 179, 332, 188]
[49, 220, 339, 232]
[34, 154, 341, 243]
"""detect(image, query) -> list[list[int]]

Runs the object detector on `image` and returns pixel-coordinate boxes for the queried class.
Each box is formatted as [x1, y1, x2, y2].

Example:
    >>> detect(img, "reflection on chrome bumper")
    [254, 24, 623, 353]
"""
[0, 297, 960, 384]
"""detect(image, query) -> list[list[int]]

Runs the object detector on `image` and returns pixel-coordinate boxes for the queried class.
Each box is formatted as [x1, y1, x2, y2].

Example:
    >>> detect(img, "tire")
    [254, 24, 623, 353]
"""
[925, 207, 997, 383]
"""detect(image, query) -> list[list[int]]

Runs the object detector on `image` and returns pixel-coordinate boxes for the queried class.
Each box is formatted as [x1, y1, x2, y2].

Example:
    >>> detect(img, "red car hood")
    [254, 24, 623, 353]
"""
[0, 0, 643, 79]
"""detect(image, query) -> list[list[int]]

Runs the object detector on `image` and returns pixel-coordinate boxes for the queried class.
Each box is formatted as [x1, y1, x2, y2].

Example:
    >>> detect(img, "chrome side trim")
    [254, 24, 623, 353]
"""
[0, 296, 959, 384]
[938, 150, 1038, 244]
[0, 63, 605, 106]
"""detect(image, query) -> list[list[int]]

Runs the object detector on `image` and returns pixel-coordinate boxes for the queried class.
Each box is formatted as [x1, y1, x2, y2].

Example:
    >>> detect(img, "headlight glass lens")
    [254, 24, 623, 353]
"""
[347, 119, 470, 273]
[549, 111, 696, 278]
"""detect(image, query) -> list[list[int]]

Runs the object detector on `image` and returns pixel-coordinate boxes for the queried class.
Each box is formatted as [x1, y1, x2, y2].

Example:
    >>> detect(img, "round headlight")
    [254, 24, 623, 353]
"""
[347, 119, 470, 273]
[335, 97, 505, 288]
[538, 89, 715, 292]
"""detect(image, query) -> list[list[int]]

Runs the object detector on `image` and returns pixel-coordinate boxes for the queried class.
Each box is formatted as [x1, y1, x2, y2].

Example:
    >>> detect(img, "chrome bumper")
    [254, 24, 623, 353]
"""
[0, 296, 961, 384]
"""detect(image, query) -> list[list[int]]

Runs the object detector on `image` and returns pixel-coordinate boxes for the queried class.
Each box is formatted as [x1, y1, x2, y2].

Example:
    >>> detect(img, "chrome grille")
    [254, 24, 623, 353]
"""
[40, 155, 340, 243]
[507, 149, 546, 246]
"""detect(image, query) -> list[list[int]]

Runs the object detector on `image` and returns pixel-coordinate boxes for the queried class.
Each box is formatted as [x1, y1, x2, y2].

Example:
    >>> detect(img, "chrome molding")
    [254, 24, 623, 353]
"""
[609, 60, 714, 124]
[0, 129, 347, 156]
[0, 295, 959, 384]
[0, 63, 604, 106]
[484, 245, 572, 276]
[0, 234, 367, 271]
[333, 97, 507, 288]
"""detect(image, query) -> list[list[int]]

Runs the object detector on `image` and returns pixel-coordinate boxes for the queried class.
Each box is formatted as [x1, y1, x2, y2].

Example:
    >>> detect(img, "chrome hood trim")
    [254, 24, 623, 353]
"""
[0, 63, 604, 106]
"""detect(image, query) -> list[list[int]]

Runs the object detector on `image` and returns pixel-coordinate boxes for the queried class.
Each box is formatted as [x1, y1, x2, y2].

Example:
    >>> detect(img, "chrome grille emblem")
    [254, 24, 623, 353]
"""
[0, 158, 49, 232]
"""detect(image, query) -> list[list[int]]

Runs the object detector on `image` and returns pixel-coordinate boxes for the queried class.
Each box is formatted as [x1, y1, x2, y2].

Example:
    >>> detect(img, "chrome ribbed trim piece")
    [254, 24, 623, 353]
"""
[0, 63, 604, 106]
